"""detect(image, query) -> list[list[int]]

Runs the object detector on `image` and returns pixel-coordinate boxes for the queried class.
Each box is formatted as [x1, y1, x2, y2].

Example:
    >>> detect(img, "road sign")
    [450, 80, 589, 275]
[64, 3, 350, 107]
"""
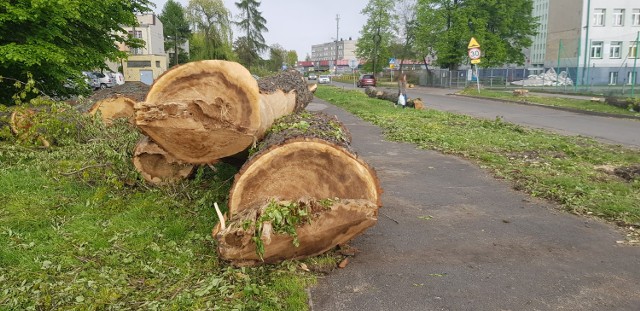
[468, 37, 480, 49]
[389, 57, 396, 65]
[468, 48, 481, 60]
[471, 59, 481, 64]
[348, 59, 359, 69]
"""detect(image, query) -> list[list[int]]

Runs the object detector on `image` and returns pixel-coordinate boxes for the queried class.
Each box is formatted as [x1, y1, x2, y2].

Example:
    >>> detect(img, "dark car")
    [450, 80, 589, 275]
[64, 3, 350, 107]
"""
[357, 74, 376, 87]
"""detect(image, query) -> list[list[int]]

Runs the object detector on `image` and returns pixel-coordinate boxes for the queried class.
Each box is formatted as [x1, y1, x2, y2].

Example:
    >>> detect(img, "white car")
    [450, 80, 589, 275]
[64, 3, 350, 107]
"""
[318, 75, 331, 84]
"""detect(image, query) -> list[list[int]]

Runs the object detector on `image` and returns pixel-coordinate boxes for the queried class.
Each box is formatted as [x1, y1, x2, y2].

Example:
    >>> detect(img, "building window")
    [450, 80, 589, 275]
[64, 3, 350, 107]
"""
[613, 9, 624, 26]
[593, 9, 606, 26]
[630, 42, 638, 59]
[633, 9, 640, 26]
[127, 60, 151, 68]
[156, 61, 161, 68]
[627, 72, 637, 85]
[590, 41, 603, 58]
[609, 72, 618, 85]
[610, 41, 622, 58]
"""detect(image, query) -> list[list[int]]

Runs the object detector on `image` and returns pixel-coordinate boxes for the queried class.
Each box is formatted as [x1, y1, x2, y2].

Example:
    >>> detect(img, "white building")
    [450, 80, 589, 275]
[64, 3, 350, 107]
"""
[546, 0, 640, 85]
[113, 14, 168, 85]
[529, 0, 550, 69]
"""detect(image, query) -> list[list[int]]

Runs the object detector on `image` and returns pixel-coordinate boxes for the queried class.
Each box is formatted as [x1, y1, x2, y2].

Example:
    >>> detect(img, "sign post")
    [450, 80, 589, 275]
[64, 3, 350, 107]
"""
[348, 59, 359, 88]
[468, 37, 482, 93]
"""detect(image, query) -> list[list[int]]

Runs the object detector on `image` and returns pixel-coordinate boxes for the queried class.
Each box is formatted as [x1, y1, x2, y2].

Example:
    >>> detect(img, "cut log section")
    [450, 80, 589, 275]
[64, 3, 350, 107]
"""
[134, 60, 313, 164]
[227, 112, 381, 217]
[133, 136, 197, 185]
[216, 198, 379, 266]
[87, 96, 136, 125]
[9, 109, 51, 147]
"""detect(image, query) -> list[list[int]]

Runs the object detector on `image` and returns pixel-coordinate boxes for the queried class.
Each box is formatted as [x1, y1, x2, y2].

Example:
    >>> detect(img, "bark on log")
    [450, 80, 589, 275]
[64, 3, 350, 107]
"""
[216, 198, 378, 266]
[227, 112, 381, 217]
[132, 136, 197, 185]
[134, 60, 313, 164]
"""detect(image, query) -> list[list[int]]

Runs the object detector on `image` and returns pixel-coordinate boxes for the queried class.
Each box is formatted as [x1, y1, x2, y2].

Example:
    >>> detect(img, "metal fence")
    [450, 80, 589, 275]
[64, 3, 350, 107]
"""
[380, 67, 640, 97]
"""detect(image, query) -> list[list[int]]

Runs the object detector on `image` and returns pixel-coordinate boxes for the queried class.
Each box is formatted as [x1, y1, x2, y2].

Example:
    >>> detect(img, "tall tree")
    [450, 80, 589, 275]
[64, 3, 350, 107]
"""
[285, 50, 298, 68]
[395, 0, 420, 70]
[234, 0, 269, 68]
[160, 0, 192, 67]
[187, 0, 234, 61]
[0, 0, 152, 103]
[355, 0, 397, 73]
[415, 0, 537, 69]
[268, 44, 286, 72]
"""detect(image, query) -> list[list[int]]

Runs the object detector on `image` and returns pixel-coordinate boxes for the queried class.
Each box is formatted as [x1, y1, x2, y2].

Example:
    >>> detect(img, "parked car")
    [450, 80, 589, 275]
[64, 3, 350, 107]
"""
[110, 72, 125, 85]
[357, 74, 376, 87]
[92, 72, 116, 89]
[308, 73, 317, 80]
[82, 71, 100, 90]
[318, 75, 331, 84]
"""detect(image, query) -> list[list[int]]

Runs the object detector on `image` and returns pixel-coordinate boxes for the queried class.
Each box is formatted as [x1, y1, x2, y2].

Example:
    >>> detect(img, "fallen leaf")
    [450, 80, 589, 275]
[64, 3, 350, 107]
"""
[418, 215, 433, 220]
[299, 263, 310, 272]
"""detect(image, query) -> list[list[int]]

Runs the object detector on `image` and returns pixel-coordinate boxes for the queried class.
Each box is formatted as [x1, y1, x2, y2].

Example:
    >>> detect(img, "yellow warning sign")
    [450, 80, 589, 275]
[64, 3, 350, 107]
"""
[468, 37, 480, 49]
[471, 59, 481, 64]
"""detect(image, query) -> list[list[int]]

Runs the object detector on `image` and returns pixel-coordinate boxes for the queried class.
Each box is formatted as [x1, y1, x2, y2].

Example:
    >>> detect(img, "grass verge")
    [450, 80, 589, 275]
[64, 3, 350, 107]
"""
[0, 102, 317, 309]
[460, 88, 640, 117]
[315, 86, 640, 230]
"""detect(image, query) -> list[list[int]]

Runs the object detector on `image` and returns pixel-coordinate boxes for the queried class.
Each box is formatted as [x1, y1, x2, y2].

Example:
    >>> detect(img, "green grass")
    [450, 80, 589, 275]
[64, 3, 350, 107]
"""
[460, 88, 640, 117]
[316, 85, 640, 226]
[0, 106, 315, 310]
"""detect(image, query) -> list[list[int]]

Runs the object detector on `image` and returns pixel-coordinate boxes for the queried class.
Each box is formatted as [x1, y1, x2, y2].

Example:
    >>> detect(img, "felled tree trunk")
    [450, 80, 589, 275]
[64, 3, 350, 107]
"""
[73, 82, 150, 125]
[364, 86, 424, 109]
[134, 60, 313, 164]
[226, 112, 381, 217]
[216, 198, 378, 266]
[132, 136, 197, 185]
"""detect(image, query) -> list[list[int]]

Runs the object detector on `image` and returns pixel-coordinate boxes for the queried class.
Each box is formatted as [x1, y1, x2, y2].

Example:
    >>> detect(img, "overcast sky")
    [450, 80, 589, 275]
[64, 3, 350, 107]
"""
[150, 0, 368, 58]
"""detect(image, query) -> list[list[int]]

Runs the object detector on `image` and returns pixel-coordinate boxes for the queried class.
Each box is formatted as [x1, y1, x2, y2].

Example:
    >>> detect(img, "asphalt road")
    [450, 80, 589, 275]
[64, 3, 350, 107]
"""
[306, 98, 640, 311]
[331, 81, 640, 149]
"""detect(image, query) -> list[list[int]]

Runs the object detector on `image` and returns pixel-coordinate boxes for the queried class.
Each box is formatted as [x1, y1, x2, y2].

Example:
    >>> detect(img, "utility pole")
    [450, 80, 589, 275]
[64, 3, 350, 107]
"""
[580, 0, 591, 87]
[632, 31, 640, 97]
[335, 14, 340, 75]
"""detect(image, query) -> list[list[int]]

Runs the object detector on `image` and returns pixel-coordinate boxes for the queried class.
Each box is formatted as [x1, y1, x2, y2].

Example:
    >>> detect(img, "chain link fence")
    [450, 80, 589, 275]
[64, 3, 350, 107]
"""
[382, 67, 640, 97]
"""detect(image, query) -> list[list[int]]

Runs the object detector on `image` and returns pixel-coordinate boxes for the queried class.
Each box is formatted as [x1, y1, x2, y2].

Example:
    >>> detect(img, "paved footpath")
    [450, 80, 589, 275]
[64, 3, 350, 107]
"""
[306, 98, 640, 311]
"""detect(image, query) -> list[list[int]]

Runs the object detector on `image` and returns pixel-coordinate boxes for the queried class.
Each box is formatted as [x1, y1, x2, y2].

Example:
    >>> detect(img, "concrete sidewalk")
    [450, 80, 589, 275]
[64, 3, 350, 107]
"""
[306, 98, 640, 311]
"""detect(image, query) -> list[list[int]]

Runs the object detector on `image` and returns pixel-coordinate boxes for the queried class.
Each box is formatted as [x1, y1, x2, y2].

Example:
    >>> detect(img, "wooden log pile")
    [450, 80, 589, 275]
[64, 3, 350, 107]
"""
[364, 86, 425, 110]
[134, 60, 382, 266]
[3, 60, 383, 266]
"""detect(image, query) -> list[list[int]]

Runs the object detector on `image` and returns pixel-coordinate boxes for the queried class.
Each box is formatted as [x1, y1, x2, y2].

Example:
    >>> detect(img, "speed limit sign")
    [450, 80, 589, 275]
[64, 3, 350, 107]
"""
[468, 47, 481, 60]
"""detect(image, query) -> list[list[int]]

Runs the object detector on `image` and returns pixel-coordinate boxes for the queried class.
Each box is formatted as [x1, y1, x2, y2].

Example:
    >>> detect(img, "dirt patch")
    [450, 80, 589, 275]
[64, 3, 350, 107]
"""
[595, 164, 640, 182]
[613, 165, 640, 182]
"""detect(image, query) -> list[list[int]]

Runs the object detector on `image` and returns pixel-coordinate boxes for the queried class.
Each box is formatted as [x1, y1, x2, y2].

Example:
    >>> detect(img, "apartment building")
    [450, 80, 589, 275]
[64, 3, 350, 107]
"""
[114, 14, 168, 85]
[310, 39, 357, 71]
[529, 0, 550, 69]
[545, 0, 640, 86]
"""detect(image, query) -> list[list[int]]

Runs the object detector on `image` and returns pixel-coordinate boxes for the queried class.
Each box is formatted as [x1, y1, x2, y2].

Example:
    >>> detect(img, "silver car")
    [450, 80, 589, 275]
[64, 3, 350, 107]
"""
[318, 75, 331, 84]
[92, 72, 116, 89]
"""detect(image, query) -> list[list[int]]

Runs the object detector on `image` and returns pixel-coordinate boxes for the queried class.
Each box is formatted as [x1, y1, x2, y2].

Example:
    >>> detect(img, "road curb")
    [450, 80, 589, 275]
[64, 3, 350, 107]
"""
[453, 94, 640, 120]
